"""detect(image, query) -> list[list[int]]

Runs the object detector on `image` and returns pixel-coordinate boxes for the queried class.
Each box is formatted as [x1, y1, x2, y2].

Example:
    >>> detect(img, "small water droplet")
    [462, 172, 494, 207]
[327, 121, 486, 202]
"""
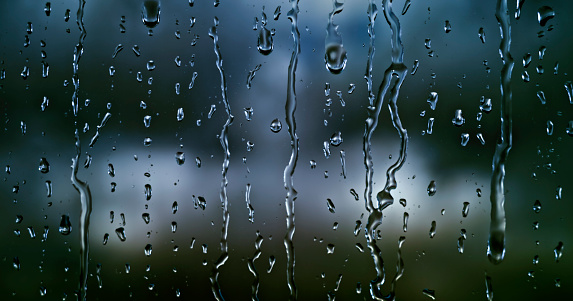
[270, 118, 282, 133]
[403, 212, 409, 232]
[142, 213, 150, 224]
[478, 27, 486, 43]
[399, 198, 407, 207]
[327, 243, 335, 254]
[556, 186, 562, 200]
[422, 288, 436, 300]
[145, 244, 153, 256]
[427, 92, 438, 110]
[444, 20, 452, 33]
[452, 109, 465, 127]
[462, 202, 470, 217]
[244, 107, 254, 121]
[330, 132, 343, 147]
[327, 198, 335, 213]
[429, 221, 437, 238]
[59, 215, 72, 235]
[172, 201, 178, 214]
[402, 0, 411, 15]
[39, 157, 50, 173]
[461, 133, 470, 146]
[115, 227, 126, 241]
[350, 189, 359, 201]
[427, 181, 437, 196]
[145, 184, 152, 200]
[177, 108, 184, 121]
[354, 220, 362, 236]
[175, 152, 185, 165]
[554, 241, 564, 262]
[476, 133, 485, 145]
[143, 137, 152, 146]
[147, 60, 155, 71]
[171, 221, 177, 233]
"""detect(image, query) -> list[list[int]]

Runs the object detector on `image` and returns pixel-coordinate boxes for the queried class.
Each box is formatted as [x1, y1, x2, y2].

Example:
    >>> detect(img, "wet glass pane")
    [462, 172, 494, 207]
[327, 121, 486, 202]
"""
[1, 0, 571, 300]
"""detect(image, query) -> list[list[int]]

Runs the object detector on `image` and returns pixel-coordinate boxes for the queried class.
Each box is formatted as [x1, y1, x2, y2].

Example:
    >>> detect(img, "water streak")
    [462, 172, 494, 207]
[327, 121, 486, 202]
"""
[209, 18, 233, 300]
[284, 1, 300, 299]
[71, 1, 91, 300]
[362, 0, 408, 299]
[247, 231, 264, 301]
[488, 0, 513, 265]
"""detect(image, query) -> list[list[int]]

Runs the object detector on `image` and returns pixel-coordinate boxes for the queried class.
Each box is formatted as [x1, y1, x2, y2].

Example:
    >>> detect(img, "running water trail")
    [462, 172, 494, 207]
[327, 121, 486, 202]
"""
[209, 17, 233, 301]
[71, 1, 91, 300]
[247, 231, 263, 301]
[362, 0, 408, 299]
[284, 1, 300, 300]
[488, 0, 513, 265]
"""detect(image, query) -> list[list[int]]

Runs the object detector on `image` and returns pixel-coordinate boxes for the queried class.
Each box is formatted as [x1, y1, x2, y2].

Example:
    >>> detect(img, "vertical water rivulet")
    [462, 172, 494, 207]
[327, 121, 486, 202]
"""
[362, 0, 408, 299]
[488, 0, 513, 265]
[209, 17, 233, 301]
[70, 0, 92, 300]
[284, 0, 300, 300]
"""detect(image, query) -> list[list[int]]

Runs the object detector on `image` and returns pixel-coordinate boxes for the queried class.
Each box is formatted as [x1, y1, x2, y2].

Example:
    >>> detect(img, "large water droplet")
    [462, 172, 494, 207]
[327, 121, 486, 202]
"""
[325, 44, 347, 74]
[537, 6, 555, 26]
[142, 1, 160, 28]
[59, 215, 72, 235]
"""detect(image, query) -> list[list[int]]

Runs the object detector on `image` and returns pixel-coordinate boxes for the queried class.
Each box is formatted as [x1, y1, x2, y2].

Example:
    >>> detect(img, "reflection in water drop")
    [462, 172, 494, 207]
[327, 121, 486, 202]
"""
[325, 0, 347, 73]
[142, 1, 160, 28]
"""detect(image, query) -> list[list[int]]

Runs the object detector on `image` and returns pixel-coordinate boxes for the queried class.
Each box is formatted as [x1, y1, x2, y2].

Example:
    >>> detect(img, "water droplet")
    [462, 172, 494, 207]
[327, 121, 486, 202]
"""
[537, 6, 555, 26]
[554, 241, 564, 262]
[564, 81, 573, 104]
[354, 220, 362, 236]
[403, 212, 409, 232]
[171, 221, 177, 233]
[327, 243, 335, 254]
[267, 255, 276, 273]
[142, 213, 150, 224]
[115, 227, 126, 241]
[142, 1, 160, 28]
[350, 189, 359, 201]
[270, 118, 282, 133]
[411, 60, 420, 75]
[145, 184, 152, 200]
[424, 38, 431, 49]
[476, 133, 485, 145]
[327, 198, 335, 213]
[556, 186, 562, 200]
[444, 20, 452, 33]
[310, 160, 317, 169]
[144, 244, 153, 256]
[522, 71, 530, 82]
[402, 0, 411, 15]
[59, 215, 72, 235]
[143, 137, 152, 146]
[427, 92, 438, 110]
[173, 152, 185, 165]
[478, 27, 486, 43]
[536, 65, 544, 74]
[39, 157, 50, 173]
[257, 27, 273, 55]
[460, 133, 470, 146]
[330, 132, 343, 147]
[546, 120, 553, 135]
[567, 121, 573, 136]
[175, 107, 184, 122]
[429, 221, 437, 238]
[244, 107, 254, 121]
[452, 110, 465, 127]
[323, 141, 331, 159]
[422, 288, 436, 300]
[399, 198, 407, 207]
[132, 45, 141, 57]
[147, 60, 155, 71]
[246, 141, 255, 152]
[462, 202, 470, 217]
[427, 181, 437, 196]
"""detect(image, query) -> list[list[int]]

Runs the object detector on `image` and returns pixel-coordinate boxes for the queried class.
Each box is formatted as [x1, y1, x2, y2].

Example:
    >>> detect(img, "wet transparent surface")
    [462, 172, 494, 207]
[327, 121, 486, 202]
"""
[1, 0, 572, 300]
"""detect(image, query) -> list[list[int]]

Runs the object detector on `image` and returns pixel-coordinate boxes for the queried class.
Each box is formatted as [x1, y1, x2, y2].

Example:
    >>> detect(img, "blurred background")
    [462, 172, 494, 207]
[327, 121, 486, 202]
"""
[0, 0, 572, 300]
